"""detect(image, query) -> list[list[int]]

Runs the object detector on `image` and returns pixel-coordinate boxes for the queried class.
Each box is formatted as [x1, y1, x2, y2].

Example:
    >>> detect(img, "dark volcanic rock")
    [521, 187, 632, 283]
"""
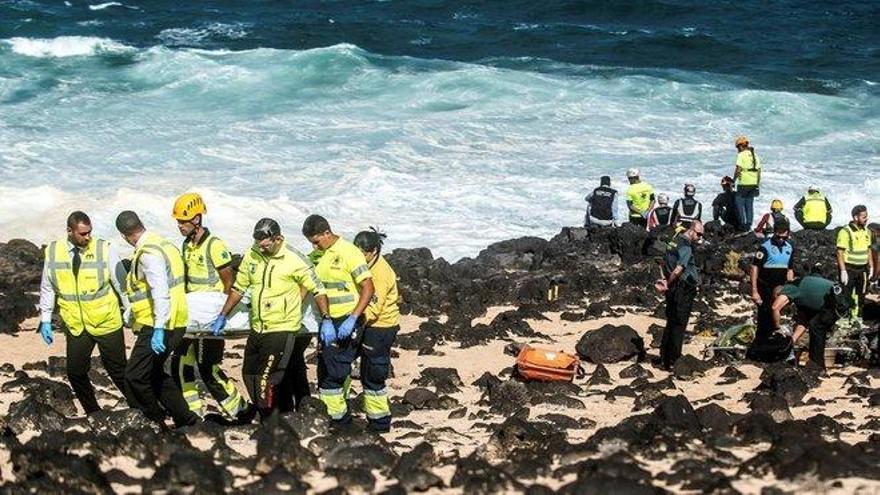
[412, 367, 464, 393]
[254, 413, 318, 475]
[586, 364, 613, 386]
[6, 395, 67, 434]
[2, 376, 78, 417]
[451, 453, 525, 494]
[672, 355, 712, 380]
[756, 363, 818, 406]
[484, 379, 531, 417]
[88, 408, 157, 436]
[620, 364, 653, 380]
[747, 393, 794, 422]
[11, 445, 112, 494]
[576, 325, 645, 364]
[0, 240, 43, 332]
[403, 388, 439, 409]
[391, 443, 444, 491]
[240, 467, 310, 494]
[145, 451, 228, 493]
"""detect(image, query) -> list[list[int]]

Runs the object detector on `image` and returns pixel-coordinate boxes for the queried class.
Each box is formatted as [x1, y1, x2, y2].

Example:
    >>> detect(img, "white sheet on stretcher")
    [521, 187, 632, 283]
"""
[185, 292, 320, 334]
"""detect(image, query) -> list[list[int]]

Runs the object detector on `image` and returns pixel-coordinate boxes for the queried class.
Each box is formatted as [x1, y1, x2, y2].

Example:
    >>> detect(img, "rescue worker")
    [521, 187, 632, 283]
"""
[584, 176, 619, 228]
[733, 135, 762, 232]
[625, 168, 655, 227]
[711, 176, 738, 226]
[754, 199, 788, 238]
[671, 183, 703, 229]
[836, 205, 874, 323]
[793, 186, 832, 230]
[647, 193, 673, 231]
[301, 215, 376, 425]
[38, 211, 130, 415]
[655, 220, 703, 370]
[212, 218, 329, 421]
[747, 220, 796, 362]
[871, 223, 880, 282]
[171, 192, 250, 421]
[116, 211, 198, 427]
[771, 275, 849, 371]
[352, 228, 400, 432]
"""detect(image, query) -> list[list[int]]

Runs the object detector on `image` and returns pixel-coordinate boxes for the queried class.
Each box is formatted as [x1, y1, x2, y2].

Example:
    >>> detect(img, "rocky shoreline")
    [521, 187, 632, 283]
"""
[1, 222, 879, 493]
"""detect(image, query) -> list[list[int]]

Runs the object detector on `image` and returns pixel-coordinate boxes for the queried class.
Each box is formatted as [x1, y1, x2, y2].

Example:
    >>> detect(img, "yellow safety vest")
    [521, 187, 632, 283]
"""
[626, 182, 655, 218]
[802, 192, 828, 224]
[45, 238, 122, 336]
[364, 255, 400, 328]
[233, 241, 325, 333]
[182, 232, 230, 293]
[314, 238, 372, 318]
[838, 224, 872, 266]
[736, 149, 762, 187]
[126, 233, 188, 331]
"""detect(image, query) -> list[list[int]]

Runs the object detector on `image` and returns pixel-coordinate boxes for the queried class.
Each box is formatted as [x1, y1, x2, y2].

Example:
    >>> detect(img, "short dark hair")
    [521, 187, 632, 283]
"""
[852, 205, 867, 217]
[353, 227, 386, 254]
[253, 218, 281, 240]
[302, 214, 331, 238]
[774, 219, 790, 234]
[66, 211, 91, 229]
[115, 210, 144, 236]
[600, 176, 611, 186]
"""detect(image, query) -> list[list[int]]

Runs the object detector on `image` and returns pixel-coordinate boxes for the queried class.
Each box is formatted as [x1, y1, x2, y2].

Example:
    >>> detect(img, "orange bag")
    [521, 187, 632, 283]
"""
[516, 346, 581, 382]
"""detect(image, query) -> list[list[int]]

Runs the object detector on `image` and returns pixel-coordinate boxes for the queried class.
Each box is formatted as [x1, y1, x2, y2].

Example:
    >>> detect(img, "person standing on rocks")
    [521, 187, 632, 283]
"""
[116, 210, 199, 427]
[584, 175, 620, 228]
[171, 192, 251, 422]
[747, 220, 796, 362]
[655, 220, 703, 370]
[302, 214, 375, 426]
[625, 168, 655, 228]
[212, 218, 330, 421]
[38, 211, 131, 415]
[646, 193, 673, 231]
[771, 275, 850, 371]
[732, 135, 762, 232]
[351, 228, 400, 432]
[836, 205, 874, 325]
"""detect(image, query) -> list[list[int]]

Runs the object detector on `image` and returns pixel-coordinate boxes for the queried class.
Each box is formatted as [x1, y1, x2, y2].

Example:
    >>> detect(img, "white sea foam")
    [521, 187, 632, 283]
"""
[2, 36, 131, 57]
[0, 43, 877, 260]
[88, 2, 122, 10]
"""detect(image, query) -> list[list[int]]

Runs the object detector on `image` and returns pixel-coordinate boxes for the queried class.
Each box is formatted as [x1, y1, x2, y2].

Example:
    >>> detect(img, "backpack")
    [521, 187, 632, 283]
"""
[516, 346, 582, 382]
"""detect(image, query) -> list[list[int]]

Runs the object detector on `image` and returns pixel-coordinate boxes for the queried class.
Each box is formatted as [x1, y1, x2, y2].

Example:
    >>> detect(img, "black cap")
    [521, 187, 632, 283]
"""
[600, 176, 611, 186]
[253, 218, 281, 240]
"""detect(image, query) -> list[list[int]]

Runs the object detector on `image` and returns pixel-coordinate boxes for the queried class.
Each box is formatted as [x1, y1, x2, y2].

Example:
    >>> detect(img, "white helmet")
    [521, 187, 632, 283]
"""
[657, 193, 669, 205]
[626, 168, 640, 179]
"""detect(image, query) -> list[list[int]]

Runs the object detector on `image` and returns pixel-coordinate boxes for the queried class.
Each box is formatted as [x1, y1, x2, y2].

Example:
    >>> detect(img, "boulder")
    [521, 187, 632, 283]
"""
[576, 325, 645, 364]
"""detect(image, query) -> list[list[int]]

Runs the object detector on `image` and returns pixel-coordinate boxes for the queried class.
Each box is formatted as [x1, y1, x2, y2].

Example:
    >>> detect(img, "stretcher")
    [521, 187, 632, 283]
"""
[182, 292, 320, 340]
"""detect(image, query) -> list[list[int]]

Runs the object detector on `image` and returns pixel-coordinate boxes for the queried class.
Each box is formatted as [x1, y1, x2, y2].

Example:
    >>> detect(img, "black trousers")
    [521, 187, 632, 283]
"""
[277, 333, 313, 412]
[242, 331, 296, 419]
[746, 283, 793, 362]
[796, 303, 840, 370]
[844, 264, 869, 319]
[661, 281, 697, 369]
[124, 327, 199, 427]
[66, 328, 129, 414]
[629, 216, 647, 227]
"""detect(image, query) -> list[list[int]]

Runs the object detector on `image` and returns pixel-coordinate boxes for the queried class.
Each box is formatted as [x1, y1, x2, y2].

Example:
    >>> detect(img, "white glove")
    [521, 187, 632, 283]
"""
[839, 269, 849, 286]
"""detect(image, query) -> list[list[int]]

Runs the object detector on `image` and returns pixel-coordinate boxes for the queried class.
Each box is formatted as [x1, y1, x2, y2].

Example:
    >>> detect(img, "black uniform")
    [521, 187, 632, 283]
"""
[660, 236, 700, 369]
[746, 238, 795, 362]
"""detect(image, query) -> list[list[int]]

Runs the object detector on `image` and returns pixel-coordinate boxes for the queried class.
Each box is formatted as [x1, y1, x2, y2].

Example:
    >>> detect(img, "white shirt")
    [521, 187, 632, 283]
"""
[133, 231, 171, 328]
[39, 239, 129, 323]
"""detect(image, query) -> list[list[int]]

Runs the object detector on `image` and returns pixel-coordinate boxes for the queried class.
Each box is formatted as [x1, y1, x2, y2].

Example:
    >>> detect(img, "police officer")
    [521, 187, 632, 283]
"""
[171, 192, 250, 421]
[655, 220, 703, 370]
[625, 168, 655, 227]
[213, 218, 329, 421]
[116, 211, 198, 427]
[38, 211, 130, 415]
[671, 184, 703, 229]
[837, 205, 874, 323]
[302, 214, 375, 425]
[771, 275, 849, 371]
[584, 176, 619, 228]
[747, 220, 795, 362]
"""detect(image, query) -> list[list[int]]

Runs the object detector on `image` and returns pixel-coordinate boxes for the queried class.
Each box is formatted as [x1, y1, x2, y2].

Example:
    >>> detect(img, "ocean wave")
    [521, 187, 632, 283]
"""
[1, 36, 133, 58]
[156, 23, 251, 47]
[88, 2, 122, 10]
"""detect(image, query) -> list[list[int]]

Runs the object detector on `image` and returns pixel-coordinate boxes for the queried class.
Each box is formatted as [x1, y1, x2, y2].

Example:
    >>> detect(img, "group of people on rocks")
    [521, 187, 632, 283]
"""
[584, 136, 878, 371]
[39, 193, 400, 430]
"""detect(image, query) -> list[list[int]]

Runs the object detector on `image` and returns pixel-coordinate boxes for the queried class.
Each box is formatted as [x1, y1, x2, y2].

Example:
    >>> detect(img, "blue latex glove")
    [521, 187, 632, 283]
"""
[320, 318, 337, 346]
[39, 322, 53, 345]
[211, 314, 227, 336]
[337, 315, 358, 340]
[151, 327, 166, 355]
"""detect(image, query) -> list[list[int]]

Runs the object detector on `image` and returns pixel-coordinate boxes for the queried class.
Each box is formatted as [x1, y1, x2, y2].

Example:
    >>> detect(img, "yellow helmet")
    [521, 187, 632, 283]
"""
[735, 135, 749, 147]
[172, 192, 206, 221]
[771, 199, 783, 211]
